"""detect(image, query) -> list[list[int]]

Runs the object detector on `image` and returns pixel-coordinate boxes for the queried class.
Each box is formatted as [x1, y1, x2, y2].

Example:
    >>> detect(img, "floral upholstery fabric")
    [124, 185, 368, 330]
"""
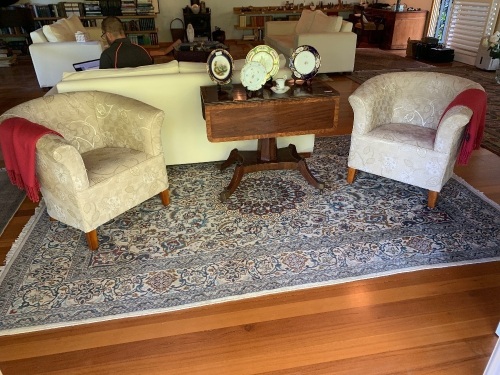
[348, 72, 484, 192]
[0, 91, 168, 233]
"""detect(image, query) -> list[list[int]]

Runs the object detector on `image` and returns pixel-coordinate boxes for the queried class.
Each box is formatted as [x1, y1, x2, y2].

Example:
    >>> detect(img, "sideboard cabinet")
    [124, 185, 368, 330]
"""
[366, 9, 428, 50]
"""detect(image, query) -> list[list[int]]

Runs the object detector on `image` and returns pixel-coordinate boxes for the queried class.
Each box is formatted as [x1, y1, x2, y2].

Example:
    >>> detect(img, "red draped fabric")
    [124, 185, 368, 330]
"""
[0, 117, 63, 202]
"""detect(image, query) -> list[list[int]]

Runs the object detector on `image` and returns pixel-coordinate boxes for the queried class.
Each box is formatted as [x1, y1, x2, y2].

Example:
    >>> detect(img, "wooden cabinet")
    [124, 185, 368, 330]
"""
[183, 11, 211, 41]
[366, 9, 428, 50]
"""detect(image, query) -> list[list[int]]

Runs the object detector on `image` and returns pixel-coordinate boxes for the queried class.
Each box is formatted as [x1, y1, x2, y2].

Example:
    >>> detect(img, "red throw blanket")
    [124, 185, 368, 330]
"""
[440, 88, 487, 165]
[0, 117, 63, 202]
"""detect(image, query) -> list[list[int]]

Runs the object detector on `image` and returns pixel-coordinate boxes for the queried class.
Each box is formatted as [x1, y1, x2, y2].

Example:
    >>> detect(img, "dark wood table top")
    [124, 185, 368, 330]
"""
[201, 81, 340, 142]
[200, 81, 339, 105]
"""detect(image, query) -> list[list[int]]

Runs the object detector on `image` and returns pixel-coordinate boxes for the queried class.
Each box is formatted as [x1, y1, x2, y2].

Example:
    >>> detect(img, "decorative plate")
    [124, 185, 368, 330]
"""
[207, 49, 234, 85]
[240, 61, 267, 91]
[289, 45, 321, 80]
[245, 45, 280, 81]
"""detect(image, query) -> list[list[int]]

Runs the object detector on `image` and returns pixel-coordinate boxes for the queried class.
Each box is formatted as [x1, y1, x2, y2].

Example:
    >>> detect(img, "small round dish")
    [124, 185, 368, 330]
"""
[245, 45, 280, 82]
[240, 61, 267, 92]
[289, 45, 321, 81]
[270, 86, 290, 94]
[207, 49, 234, 85]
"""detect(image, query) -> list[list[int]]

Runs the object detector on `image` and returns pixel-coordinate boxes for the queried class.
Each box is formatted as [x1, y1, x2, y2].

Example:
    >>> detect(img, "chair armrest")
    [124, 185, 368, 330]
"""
[348, 90, 395, 135]
[36, 135, 90, 193]
[96, 93, 165, 156]
[265, 21, 297, 36]
[434, 106, 473, 153]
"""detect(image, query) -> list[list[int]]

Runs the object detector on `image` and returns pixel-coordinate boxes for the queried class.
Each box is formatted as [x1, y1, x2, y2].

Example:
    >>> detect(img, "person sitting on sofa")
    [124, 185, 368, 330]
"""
[99, 16, 153, 69]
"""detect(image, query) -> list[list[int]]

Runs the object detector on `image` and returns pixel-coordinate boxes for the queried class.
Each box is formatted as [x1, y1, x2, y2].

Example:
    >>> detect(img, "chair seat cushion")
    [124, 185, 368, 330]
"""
[82, 147, 151, 186]
[368, 123, 436, 150]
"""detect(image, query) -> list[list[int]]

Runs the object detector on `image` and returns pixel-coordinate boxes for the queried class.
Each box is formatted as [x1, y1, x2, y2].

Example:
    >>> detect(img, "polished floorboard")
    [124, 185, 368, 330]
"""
[0, 47, 499, 375]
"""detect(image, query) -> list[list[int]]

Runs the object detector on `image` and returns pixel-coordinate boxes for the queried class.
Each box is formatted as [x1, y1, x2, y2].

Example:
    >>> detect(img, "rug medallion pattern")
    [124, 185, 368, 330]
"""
[0, 136, 499, 334]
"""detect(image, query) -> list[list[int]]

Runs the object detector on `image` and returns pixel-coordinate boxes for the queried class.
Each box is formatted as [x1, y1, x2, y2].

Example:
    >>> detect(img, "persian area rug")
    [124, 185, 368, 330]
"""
[347, 66, 500, 157]
[354, 48, 435, 71]
[1, 136, 499, 335]
[0, 169, 26, 237]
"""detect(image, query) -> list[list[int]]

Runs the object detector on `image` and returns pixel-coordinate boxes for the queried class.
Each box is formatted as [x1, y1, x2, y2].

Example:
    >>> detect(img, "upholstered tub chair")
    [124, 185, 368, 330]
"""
[0, 91, 169, 250]
[347, 71, 484, 208]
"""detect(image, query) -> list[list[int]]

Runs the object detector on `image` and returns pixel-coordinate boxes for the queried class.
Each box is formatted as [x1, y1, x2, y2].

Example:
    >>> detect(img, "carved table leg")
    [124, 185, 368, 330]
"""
[220, 164, 245, 202]
[220, 148, 242, 171]
[288, 144, 324, 190]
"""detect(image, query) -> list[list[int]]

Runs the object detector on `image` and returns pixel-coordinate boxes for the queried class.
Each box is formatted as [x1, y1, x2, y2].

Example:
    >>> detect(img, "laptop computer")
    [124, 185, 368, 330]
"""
[73, 59, 100, 71]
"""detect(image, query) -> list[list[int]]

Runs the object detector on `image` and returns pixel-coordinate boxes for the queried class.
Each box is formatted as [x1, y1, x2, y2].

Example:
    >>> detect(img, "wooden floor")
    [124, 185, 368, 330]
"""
[0, 46, 499, 375]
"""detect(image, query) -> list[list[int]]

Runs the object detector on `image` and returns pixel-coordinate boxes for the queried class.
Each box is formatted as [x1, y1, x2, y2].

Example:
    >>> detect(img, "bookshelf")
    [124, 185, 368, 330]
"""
[22, 1, 159, 46]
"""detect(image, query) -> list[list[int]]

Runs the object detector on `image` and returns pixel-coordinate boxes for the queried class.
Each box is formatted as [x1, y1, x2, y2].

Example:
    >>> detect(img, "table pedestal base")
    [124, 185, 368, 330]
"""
[219, 138, 324, 202]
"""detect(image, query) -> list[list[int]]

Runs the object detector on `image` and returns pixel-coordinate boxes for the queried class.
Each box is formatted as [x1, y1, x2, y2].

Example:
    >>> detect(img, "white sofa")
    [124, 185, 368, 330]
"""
[264, 10, 356, 74]
[54, 58, 315, 166]
[29, 15, 104, 88]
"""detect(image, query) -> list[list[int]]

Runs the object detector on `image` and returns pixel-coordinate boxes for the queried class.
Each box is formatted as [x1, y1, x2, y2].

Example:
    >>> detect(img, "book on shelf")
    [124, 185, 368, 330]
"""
[239, 15, 247, 27]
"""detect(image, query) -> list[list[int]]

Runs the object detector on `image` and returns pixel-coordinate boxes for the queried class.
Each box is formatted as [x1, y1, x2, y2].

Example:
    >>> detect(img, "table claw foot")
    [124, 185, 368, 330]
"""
[219, 190, 231, 202]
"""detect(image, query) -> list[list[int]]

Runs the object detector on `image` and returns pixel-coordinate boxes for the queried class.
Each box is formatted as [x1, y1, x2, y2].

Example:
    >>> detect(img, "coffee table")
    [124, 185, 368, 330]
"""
[201, 81, 340, 201]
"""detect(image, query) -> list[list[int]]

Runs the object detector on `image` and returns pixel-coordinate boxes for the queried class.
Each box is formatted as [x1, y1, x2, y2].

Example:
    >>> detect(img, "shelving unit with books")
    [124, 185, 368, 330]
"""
[0, 6, 34, 55]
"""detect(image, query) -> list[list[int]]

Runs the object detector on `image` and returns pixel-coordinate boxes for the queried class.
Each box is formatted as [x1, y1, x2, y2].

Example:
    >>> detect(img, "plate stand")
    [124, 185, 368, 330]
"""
[293, 78, 314, 87]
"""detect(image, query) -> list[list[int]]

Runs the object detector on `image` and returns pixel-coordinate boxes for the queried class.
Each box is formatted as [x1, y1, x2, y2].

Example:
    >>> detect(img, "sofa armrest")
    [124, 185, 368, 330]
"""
[29, 41, 103, 88]
[265, 20, 297, 36]
[36, 135, 90, 193]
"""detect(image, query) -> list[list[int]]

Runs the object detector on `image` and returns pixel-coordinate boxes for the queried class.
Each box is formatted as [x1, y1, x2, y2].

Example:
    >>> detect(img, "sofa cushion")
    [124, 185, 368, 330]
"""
[309, 13, 343, 33]
[62, 60, 180, 81]
[43, 19, 75, 42]
[340, 20, 353, 32]
[295, 9, 316, 34]
[30, 28, 48, 43]
[65, 15, 86, 34]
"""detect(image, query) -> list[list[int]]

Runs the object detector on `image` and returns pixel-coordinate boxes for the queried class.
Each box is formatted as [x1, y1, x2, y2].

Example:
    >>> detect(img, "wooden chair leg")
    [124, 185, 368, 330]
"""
[428, 190, 439, 209]
[85, 230, 98, 251]
[159, 189, 170, 206]
[347, 167, 357, 184]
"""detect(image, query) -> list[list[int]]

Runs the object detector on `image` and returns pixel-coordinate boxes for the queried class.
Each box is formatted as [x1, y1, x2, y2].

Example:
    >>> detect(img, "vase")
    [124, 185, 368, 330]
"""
[496, 67, 500, 84]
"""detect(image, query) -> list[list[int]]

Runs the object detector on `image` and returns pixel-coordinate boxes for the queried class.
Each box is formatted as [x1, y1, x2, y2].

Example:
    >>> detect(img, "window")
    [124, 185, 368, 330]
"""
[442, 0, 499, 65]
